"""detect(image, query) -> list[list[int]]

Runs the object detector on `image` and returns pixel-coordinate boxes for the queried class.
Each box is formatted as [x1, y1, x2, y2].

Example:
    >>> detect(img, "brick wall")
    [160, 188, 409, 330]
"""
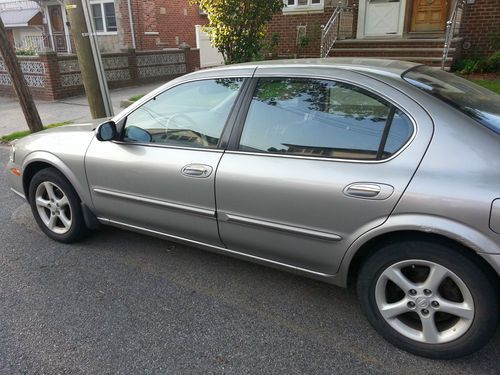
[460, 0, 500, 58]
[118, 0, 209, 51]
[266, 6, 335, 58]
[265, 1, 358, 58]
[0, 49, 200, 100]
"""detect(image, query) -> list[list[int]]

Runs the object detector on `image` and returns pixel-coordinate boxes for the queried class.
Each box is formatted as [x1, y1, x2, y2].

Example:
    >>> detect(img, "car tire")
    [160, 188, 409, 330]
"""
[28, 167, 87, 243]
[357, 240, 499, 359]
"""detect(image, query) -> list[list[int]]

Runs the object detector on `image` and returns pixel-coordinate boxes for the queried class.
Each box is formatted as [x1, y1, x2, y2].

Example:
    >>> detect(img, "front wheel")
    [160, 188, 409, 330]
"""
[357, 241, 499, 359]
[28, 168, 87, 243]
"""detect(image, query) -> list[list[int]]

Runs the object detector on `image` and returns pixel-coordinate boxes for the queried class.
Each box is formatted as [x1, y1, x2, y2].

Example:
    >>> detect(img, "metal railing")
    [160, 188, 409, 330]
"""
[442, 0, 466, 70]
[17, 35, 51, 52]
[15, 34, 75, 54]
[320, 1, 354, 58]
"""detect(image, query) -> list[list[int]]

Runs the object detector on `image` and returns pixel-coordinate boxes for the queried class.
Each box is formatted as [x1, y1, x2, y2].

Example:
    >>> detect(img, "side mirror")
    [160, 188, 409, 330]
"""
[96, 121, 118, 141]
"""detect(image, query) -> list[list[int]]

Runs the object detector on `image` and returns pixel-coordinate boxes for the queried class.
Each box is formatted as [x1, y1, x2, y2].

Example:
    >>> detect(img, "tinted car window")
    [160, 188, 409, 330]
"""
[403, 66, 500, 135]
[124, 78, 243, 148]
[239, 78, 412, 160]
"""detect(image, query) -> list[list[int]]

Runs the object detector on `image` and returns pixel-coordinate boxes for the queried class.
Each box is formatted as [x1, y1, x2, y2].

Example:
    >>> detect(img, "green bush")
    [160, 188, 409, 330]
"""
[454, 51, 500, 74]
[15, 48, 36, 56]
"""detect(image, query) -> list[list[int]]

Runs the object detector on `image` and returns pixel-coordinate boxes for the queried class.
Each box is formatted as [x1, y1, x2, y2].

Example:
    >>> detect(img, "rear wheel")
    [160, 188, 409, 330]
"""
[28, 168, 87, 243]
[357, 240, 499, 359]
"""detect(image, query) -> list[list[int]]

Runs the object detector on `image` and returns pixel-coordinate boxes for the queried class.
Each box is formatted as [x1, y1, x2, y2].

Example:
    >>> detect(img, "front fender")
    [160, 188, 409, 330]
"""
[22, 151, 94, 209]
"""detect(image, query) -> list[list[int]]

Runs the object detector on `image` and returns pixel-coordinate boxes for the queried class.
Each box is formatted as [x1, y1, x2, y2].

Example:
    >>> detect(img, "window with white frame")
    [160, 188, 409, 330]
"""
[90, 0, 117, 33]
[284, 0, 324, 12]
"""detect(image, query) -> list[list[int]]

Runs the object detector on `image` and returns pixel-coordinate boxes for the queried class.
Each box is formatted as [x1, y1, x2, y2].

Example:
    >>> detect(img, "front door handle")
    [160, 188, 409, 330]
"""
[181, 164, 213, 178]
[344, 183, 394, 200]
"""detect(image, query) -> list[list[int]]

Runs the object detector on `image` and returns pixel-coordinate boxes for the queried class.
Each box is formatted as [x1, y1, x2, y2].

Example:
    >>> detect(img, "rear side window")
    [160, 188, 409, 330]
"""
[238, 78, 413, 160]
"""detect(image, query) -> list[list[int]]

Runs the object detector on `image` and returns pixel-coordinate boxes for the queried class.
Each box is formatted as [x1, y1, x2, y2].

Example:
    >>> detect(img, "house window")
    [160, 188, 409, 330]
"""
[284, 0, 324, 13]
[90, 1, 117, 33]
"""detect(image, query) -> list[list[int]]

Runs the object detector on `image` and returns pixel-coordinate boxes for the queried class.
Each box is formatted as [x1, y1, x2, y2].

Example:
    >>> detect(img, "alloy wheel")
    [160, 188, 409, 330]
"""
[35, 181, 72, 235]
[375, 259, 475, 344]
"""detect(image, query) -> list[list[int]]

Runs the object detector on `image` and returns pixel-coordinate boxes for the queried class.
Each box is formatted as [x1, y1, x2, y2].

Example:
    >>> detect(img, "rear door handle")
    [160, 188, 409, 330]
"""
[181, 164, 213, 178]
[343, 183, 394, 200]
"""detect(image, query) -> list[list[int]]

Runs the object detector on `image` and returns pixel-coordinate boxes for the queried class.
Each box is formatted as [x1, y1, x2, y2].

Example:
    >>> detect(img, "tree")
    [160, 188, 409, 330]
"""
[191, 0, 283, 64]
[0, 17, 43, 133]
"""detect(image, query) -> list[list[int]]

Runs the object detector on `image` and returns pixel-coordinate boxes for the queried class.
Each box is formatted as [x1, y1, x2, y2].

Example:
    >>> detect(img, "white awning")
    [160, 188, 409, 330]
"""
[0, 8, 40, 27]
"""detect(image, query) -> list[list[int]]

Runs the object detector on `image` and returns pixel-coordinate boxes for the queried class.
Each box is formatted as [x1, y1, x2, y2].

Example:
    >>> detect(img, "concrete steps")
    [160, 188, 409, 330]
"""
[328, 38, 462, 67]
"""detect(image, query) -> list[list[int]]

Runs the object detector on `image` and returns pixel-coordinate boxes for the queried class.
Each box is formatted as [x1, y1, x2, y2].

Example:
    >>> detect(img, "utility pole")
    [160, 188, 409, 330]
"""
[0, 17, 43, 133]
[65, 0, 113, 118]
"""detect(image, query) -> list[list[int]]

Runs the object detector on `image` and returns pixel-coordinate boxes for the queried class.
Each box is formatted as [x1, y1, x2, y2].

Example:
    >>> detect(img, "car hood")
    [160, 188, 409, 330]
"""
[13, 118, 109, 167]
[41, 118, 109, 135]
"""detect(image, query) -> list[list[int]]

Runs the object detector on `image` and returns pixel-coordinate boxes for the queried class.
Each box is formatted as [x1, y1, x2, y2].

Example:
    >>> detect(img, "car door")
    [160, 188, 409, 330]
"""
[215, 67, 433, 275]
[85, 70, 251, 247]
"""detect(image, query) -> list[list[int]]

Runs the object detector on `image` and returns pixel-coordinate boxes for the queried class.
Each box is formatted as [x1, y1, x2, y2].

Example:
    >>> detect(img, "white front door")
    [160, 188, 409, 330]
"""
[357, 0, 407, 38]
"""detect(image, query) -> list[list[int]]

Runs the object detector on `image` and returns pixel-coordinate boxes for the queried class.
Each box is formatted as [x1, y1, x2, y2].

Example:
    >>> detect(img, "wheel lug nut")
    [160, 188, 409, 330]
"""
[409, 289, 417, 296]
[422, 309, 429, 315]
[431, 301, 439, 308]
[423, 289, 432, 296]
[407, 301, 416, 309]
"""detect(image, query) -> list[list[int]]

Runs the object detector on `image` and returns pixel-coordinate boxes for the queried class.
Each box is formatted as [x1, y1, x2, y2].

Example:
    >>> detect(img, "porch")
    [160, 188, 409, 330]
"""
[321, 0, 465, 68]
[268, 0, 467, 68]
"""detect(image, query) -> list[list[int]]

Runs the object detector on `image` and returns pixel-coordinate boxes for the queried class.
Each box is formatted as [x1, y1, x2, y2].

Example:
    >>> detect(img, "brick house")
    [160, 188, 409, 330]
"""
[0, 0, 203, 100]
[266, 0, 499, 67]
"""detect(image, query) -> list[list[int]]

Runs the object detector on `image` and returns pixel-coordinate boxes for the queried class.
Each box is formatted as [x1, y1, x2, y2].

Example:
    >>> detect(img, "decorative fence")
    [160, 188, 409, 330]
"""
[0, 48, 200, 100]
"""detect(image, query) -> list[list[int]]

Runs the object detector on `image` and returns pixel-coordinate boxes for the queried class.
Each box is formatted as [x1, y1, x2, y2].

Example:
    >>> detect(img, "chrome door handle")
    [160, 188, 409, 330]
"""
[345, 184, 381, 197]
[181, 164, 213, 178]
[343, 183, 394, 200]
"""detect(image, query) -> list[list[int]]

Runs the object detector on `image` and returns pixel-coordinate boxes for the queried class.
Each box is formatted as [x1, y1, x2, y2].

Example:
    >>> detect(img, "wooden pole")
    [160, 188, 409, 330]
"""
[0, 17, 43, 133]
[65, 0, 108, 118]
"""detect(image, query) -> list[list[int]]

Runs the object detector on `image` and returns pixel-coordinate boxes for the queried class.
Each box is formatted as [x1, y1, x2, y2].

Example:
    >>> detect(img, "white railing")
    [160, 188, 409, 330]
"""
[442, 0, 465, 70]
[17, 35, 51, 52]
[320, 1, 354, 58]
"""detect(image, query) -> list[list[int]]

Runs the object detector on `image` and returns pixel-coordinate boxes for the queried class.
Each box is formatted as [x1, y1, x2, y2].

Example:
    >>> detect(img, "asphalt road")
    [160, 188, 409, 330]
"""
[0, 146, 499, 374]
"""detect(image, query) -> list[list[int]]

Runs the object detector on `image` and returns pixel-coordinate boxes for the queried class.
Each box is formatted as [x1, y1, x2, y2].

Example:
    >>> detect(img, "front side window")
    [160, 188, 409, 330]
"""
[238, 78, 412, 160]
[91, 1, 117, 32]
[123, 79, 244, 149]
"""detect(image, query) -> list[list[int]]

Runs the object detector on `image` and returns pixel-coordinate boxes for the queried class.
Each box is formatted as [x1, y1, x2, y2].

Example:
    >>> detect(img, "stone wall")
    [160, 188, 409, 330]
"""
[0, 48, 200, 100]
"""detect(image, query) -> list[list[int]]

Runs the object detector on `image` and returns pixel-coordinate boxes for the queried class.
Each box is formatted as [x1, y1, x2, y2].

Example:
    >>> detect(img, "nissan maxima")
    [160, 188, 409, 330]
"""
[7, 58, 500, 359]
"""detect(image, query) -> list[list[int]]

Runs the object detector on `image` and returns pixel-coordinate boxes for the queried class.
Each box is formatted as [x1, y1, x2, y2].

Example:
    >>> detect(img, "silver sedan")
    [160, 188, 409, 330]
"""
[7, 58, 500, 359]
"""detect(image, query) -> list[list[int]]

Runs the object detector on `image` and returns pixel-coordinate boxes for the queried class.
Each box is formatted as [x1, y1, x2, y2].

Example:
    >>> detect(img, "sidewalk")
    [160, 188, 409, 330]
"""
[0, 82, 161, 136]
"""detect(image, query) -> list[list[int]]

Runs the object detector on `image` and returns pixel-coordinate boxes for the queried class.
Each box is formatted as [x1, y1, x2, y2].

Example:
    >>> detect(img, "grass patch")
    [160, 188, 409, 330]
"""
[471, 80, 500, 95]
[129, 94, 145, 102]
[0, 121, 72, 143]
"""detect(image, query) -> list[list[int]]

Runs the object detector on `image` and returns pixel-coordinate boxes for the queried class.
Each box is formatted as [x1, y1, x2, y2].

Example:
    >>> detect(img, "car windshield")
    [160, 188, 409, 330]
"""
[402, 65, 500, 135]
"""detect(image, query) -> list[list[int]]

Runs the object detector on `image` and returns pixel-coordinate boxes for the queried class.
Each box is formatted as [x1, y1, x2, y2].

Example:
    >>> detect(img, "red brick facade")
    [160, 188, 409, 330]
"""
[266, 6, 336, 58]
[265, 0, 497, 61]
[119, 0, 208, 51]
[460, 0, 500, 58]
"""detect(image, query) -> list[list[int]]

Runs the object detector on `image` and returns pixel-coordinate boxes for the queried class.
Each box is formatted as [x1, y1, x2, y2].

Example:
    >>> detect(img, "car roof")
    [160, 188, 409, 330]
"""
[192, 58, 422, 80]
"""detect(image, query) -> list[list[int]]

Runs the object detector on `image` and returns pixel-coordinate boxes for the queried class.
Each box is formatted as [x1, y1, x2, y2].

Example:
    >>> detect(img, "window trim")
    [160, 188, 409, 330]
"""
[226, 75, 416, 164]
[90, 0, 117, 34]
[115, 77, 251, 152]
[283, 0, 324, 13]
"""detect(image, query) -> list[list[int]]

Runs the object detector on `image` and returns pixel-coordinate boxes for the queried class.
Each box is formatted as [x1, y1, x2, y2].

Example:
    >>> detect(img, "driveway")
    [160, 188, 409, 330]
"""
[0, 146, 499, 374]
[0, 83, 160, 136]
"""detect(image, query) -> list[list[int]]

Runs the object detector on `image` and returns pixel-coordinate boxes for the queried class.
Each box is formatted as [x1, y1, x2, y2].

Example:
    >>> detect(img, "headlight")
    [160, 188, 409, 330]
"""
[8, 144, 15, 163]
